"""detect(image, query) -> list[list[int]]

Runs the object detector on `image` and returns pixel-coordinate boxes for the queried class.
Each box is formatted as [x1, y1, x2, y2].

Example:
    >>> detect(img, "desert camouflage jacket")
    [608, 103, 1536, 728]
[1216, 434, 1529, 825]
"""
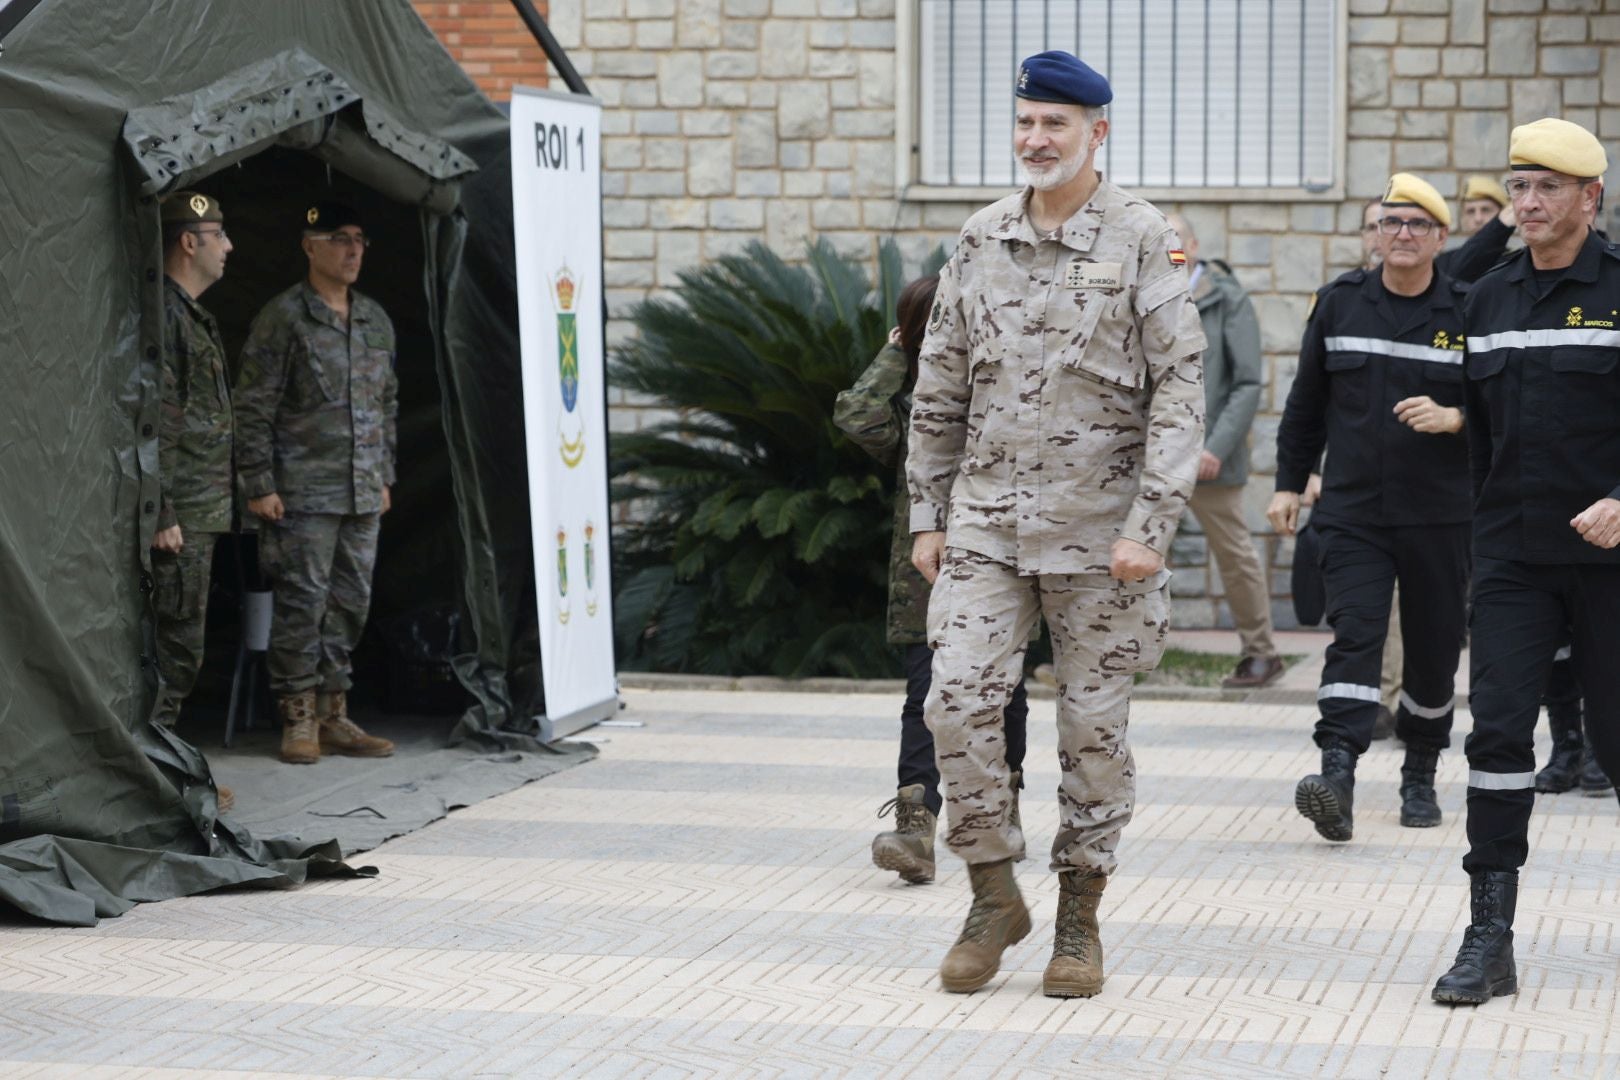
[907, 180, 1207, 573]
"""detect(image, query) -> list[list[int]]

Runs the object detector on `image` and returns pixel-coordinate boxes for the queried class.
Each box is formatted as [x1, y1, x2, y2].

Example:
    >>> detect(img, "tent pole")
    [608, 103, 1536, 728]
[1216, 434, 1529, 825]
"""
[507, 0, 590, 96]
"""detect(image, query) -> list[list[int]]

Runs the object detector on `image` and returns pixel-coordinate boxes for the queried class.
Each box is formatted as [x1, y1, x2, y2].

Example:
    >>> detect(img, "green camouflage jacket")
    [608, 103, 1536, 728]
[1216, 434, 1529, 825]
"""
[159, 277, 234, 533]
[236, 282, 398, 515]
[835, 343, 929, 645]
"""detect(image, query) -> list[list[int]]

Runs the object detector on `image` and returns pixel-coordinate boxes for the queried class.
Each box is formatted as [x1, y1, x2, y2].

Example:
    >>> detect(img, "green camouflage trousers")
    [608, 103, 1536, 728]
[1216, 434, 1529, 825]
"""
[260, 512, 381, 695]
[924, 547, 1170, 875]
[151, 532, 222, 727]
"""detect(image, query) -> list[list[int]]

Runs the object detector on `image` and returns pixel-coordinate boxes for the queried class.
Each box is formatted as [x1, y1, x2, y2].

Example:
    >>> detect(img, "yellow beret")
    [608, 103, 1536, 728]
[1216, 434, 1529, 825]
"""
[1382, 172, 1451, 228]
[1509, 118, 1607, 178]
[1461, 175, 1508, 208]
[160, 191, 223, 225]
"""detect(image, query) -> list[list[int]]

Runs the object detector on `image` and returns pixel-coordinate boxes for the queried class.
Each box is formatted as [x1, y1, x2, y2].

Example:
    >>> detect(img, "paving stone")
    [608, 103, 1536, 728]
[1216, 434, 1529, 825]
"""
[8, 681, 1620, 1076]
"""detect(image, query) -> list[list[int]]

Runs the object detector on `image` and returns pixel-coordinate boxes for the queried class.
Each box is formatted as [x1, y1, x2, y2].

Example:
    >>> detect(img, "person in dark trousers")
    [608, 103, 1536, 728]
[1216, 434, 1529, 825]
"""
[1434, 118, 1620, 1005]
[834, 275, 1029, 885]
[1268, 173, 1472, 843]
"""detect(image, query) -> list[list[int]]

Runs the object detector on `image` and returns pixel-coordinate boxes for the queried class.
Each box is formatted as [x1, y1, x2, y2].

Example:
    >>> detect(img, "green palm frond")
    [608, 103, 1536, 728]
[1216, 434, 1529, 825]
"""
[608, 238, 946, 676]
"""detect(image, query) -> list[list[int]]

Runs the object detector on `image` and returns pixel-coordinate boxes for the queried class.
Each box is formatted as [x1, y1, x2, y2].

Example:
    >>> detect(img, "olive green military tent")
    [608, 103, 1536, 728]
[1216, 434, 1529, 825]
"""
[0, 0, 559, 923]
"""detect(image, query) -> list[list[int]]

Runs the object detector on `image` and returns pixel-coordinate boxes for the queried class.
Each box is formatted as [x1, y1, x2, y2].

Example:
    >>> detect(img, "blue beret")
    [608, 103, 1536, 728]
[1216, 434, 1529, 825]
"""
[1016, 51, 1112, 107]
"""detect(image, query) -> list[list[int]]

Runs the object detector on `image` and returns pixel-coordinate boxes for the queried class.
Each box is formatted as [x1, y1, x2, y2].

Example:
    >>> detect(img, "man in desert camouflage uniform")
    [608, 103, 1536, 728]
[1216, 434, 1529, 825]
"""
[236, 201, 397, 764]
[908, 52, 1205, 998]
[153, 190, 237, 812]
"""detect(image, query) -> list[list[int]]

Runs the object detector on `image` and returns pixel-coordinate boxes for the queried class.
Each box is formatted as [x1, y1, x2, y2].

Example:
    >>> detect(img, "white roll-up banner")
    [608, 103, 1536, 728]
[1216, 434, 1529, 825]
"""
[510, 86, 617, 736]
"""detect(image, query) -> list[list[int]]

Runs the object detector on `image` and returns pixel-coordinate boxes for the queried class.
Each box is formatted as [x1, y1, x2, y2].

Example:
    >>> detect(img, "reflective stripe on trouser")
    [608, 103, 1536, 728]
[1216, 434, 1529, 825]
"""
[1464, 558, 1620, 873]
[150, 532, 223, 727]
[923, 547, 1169, 874]
[1311, 519, 1469, 755]
[260, 512, 381, 695]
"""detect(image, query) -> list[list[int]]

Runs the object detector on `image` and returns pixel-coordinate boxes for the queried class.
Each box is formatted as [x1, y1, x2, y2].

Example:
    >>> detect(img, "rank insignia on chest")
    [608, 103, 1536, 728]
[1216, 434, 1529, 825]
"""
[1064, 260, 1123, 289]
[1168, 249, 1187, 266]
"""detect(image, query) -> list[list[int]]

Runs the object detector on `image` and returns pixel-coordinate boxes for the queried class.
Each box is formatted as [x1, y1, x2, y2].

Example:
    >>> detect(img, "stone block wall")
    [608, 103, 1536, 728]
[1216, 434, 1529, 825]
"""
[545, 0, 1620, 630]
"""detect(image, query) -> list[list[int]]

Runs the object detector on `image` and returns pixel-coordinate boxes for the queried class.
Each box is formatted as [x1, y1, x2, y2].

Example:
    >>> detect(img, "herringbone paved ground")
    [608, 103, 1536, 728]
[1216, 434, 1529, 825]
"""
[2, 687, 1617, 1079]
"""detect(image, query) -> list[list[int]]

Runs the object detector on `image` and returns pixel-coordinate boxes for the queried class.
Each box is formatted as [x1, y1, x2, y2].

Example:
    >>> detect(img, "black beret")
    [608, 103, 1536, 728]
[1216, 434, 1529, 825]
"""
[1016, 51, 1113, 108]
[303, 201, 363, 232]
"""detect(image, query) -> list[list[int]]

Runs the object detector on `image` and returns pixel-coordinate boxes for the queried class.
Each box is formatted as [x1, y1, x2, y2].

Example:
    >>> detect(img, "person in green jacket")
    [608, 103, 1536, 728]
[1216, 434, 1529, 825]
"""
[154, 191, 236, 810]
[834, 275, 1029, 885]
[1168, 214, 1282, 688]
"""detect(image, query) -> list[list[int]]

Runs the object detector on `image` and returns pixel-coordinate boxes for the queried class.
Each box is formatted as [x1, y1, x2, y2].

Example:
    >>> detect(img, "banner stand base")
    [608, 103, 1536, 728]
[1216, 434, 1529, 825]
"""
[536, 695, 620, 743]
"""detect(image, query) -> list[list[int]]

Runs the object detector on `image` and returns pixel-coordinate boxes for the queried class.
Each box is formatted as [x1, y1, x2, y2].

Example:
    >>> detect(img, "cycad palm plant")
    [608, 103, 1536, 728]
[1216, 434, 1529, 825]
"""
[610, 238, 939, 677]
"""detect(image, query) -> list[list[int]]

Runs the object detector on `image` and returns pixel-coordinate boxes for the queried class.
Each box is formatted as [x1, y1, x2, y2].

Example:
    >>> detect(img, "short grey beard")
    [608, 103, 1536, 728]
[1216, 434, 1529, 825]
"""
[1019, 150, 1084, 191]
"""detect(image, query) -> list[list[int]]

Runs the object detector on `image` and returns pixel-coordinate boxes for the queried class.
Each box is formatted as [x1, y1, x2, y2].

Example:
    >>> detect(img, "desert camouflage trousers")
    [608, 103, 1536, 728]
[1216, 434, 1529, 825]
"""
[260, 512, 380, 695]
[151, 532, 222, 727]
[924, 547, 1171, 875]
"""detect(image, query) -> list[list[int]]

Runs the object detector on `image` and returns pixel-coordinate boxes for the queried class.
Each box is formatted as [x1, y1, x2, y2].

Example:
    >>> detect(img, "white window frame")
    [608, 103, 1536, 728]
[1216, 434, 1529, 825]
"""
[895, 0, 1347, 203]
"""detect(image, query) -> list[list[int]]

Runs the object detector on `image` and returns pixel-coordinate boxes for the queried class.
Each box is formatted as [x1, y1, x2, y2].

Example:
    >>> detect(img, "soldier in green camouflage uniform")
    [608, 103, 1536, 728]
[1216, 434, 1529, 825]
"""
[153, 192, 234, 725]
[834, 285, 1030, 887]
[153, 191, 236, 811]
[236, 202, 396, 764]
[908, 53, 1206, 998]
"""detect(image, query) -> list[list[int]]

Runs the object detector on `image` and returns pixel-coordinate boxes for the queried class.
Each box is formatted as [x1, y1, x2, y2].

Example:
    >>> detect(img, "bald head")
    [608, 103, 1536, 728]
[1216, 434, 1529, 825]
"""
[1167, 212, 1199, 263]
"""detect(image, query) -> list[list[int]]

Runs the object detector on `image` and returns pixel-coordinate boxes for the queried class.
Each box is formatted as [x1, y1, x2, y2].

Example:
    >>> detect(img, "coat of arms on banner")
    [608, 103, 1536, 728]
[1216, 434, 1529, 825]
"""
[584, 519, 598, 617]
[553, 265, 586, 468]
[556, 526, 571, 624]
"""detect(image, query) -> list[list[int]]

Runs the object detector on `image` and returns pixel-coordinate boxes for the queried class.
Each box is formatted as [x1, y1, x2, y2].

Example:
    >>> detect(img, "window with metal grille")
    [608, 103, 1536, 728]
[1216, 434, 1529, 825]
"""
[917, 0, 1339, 192]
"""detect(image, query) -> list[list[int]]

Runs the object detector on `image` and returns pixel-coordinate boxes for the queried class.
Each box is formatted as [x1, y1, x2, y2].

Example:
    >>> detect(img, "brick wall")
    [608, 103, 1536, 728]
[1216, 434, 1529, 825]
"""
[413, 1, 550, 99]
[548, 0, 1620, 631]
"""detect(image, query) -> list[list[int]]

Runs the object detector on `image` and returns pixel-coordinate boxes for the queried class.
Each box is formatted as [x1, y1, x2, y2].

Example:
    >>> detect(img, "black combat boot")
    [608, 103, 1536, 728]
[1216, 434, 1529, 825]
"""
[1579, 742, 1612, 797]
[1534, 705, 1584, 793]
[1295, 736, 1356, 841]
[1399, 746, 1443, 827]
[1432, 870, 1518, 1004]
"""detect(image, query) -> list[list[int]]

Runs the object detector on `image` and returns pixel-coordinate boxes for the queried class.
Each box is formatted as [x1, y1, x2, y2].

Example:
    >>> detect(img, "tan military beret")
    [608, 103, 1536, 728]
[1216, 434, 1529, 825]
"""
[1509, 118, 1608, 178]
[1461, 175, 1509, 208]
[160, 191, 223, 225]
[1382, 172, 1451, 228]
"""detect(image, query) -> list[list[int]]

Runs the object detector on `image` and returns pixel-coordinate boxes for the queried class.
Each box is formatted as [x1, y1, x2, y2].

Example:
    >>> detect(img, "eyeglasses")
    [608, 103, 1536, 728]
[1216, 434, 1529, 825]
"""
[1377, 216, 1437, 237]
[191, 227, 228, 242]
[309, 233, 371, 249]
[1505, 177, 1590, 199]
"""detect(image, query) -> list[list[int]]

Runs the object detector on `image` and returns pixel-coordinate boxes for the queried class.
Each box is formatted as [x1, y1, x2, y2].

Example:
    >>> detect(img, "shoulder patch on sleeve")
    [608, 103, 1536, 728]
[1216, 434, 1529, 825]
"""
[1136, 267, 1190, 316]
[1305, 292, 1318, 321]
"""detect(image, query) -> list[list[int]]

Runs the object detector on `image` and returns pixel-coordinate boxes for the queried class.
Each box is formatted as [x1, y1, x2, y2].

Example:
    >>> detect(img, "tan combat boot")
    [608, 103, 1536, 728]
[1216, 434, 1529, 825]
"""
[872, 784, 937, 883]
[939, 858, 1031, 993]
[278, 690, 320, 764]
[317, 690, 396, 757]
[1043, 871, 1107, 998]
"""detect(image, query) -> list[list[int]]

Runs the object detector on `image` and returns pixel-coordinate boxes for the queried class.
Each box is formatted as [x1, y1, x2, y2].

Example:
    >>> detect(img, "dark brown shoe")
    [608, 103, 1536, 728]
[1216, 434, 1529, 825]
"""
[1222, 655, 1285, 689]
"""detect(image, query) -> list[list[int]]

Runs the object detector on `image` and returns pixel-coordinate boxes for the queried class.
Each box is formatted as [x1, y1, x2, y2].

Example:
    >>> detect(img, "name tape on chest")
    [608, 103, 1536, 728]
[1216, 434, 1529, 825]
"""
[1064, 261, 1123, 290]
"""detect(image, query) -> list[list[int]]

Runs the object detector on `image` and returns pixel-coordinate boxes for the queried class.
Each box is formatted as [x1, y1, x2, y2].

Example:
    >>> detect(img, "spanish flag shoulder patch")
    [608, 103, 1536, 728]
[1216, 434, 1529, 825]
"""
[1168, 249, 1187, 266]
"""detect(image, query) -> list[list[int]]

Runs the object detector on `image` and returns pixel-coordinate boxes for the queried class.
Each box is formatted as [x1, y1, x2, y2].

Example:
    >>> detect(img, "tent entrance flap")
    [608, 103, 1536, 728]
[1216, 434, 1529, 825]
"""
[119, 47, 476, 212]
